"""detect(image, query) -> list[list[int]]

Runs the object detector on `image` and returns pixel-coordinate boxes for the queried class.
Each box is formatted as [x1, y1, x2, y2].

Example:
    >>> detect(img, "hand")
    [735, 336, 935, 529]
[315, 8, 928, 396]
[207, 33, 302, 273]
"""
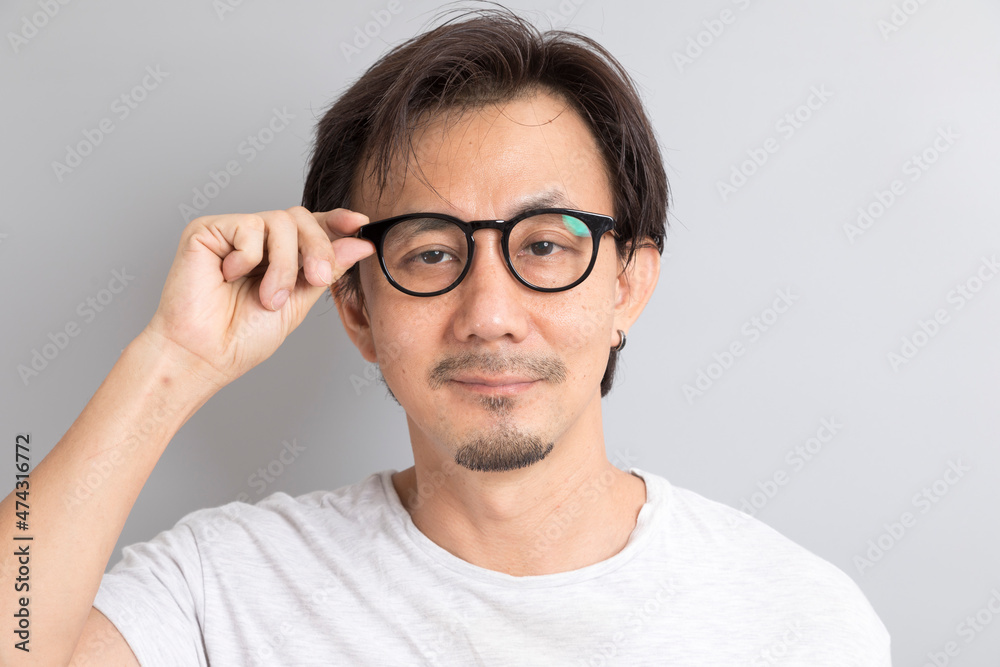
[143, 206, 374, 388]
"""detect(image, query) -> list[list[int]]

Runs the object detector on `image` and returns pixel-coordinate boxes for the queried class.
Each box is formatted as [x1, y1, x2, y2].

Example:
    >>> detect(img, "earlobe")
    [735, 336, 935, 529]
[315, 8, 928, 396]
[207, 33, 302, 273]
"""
[333, 284, 378, 363]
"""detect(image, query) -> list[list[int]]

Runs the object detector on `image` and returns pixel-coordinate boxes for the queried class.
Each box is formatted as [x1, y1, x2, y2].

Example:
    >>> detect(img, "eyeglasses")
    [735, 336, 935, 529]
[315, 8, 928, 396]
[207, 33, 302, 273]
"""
[356, 208, 616, 297]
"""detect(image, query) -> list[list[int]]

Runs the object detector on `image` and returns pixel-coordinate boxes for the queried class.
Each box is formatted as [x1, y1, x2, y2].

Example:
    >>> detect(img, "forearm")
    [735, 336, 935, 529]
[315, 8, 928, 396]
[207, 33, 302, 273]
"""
[0, 330, 220, 665]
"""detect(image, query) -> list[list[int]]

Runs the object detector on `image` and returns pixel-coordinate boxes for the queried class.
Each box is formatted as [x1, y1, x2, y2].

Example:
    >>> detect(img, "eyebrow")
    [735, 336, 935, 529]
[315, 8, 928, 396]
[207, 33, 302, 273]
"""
[383, 217, 455, 249]
[386, 188, 580, 227]
[508, 189, 578, 218]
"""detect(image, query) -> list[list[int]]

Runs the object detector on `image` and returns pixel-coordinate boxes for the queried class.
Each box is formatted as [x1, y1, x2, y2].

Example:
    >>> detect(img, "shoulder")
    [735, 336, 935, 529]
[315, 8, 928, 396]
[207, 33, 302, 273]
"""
[634, 469, 891, 655]
[173, 470, 394, 542]
[638, 468, 854, 577]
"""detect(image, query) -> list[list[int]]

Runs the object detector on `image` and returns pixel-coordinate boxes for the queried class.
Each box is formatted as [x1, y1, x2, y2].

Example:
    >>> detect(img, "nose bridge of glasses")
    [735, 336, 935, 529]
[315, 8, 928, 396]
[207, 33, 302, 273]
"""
[467, 219, 506, 230]
[466, 218, 507, 239]
[465, 219, 509, 255]
[464, 219, 513, 281]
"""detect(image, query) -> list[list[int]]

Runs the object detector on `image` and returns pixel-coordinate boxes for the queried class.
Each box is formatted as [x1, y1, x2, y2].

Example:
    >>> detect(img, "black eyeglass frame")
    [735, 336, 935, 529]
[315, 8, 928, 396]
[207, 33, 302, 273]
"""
[356, 207, 616, 297]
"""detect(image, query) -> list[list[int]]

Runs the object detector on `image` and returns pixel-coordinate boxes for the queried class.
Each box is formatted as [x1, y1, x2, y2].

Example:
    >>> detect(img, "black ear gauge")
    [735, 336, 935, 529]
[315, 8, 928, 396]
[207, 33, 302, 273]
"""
[613, 330, 626, 352]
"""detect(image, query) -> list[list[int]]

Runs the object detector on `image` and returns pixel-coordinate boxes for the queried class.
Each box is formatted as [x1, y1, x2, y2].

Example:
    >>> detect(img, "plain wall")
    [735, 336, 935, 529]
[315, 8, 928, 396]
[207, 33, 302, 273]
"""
[2, 0, 998, 663]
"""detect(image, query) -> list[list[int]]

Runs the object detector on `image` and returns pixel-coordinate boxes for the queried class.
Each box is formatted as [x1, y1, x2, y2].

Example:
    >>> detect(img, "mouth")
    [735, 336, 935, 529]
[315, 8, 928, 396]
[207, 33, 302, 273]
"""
[449, 376, 540, 396]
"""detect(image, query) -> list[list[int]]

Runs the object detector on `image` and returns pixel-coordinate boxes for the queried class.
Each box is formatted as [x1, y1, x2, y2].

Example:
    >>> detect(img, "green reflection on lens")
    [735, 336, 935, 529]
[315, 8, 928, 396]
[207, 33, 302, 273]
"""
[563, 215, 591, 237]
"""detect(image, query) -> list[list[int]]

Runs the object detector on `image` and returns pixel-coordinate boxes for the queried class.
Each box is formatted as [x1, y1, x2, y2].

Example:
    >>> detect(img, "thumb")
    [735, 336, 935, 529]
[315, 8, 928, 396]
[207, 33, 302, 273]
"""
[330, 237, 376, 278]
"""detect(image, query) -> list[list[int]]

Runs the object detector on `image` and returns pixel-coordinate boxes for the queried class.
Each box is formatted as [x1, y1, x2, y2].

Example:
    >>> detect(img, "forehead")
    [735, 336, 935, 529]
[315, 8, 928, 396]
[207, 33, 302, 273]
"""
[354, 89, 613, 220]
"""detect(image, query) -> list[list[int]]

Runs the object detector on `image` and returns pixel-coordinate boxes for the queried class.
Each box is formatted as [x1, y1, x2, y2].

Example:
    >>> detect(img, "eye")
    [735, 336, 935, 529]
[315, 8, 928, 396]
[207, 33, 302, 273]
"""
[517, 236, 573, 259]
[402, 247, 461, 266]
[417, 249, 455, 264]
[526, 241, 562, 256]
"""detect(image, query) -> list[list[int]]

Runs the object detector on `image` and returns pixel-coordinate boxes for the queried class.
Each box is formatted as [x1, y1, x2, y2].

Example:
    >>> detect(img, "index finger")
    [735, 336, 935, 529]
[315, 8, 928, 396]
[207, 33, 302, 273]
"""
[314, 208, 370, 240]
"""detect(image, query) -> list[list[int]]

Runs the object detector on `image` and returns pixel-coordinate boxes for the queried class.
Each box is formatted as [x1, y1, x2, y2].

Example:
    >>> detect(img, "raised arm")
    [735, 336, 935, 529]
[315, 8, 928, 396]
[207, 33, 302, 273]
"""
[0, 207, 373, 665]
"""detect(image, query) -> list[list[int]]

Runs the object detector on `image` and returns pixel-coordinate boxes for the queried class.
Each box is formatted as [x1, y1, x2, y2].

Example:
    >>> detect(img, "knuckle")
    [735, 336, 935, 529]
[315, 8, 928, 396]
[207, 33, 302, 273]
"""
[179, 230, 200, 253]
[266, 209, 296, 229]
[290, 206, 328, 240]
[188, 214, 210, 229]
[183, 215, 215, 241]
[301, 222, 331, 245]
[241, 214, 266, 233]
[181, 219, 215, 246]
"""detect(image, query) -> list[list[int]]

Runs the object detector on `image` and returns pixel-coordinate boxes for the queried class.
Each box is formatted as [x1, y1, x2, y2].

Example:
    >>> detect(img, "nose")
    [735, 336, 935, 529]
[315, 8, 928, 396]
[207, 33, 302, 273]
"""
[450, 229, 531, 345]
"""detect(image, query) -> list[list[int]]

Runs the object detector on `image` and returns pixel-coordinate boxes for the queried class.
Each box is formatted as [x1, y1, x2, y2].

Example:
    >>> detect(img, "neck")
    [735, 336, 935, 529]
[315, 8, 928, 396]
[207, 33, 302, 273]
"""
[391, 411, 646, 576]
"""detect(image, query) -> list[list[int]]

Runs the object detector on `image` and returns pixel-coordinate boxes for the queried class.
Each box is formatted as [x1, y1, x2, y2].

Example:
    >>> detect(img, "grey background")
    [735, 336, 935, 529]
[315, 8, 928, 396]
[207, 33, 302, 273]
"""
[2, 0, 998, 663]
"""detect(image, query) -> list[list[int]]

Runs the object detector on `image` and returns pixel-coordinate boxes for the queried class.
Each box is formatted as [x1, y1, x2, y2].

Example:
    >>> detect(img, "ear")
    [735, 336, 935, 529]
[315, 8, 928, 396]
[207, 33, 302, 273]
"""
[612, 239, 661, 340]
[333, 281, 378, 363]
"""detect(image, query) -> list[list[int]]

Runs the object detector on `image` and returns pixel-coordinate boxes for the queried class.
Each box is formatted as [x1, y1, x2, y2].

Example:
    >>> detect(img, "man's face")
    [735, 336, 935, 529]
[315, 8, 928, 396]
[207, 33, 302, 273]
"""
[343, 89, 629, 473]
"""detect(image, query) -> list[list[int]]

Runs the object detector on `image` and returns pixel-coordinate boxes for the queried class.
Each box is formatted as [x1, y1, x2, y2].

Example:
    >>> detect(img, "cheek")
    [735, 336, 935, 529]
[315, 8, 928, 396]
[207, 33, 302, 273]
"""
[359, 260, 407, 344]
[357, 262, 401, 365]
[540, 294, 616, 395]
[556, 257, 620, 357]
[365, 294, 449, 389]
[570, 296, 617, 354]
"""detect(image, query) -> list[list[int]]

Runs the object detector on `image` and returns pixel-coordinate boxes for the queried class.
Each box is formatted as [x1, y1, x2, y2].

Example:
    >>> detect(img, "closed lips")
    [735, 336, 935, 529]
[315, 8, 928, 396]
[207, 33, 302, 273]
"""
[451, 376, 537, 386]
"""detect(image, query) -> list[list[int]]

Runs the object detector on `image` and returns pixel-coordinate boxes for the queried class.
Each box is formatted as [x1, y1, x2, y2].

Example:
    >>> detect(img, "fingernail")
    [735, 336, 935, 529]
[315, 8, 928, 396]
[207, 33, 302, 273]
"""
[271, 289, 290, 310]
[318, 260, 333, 284]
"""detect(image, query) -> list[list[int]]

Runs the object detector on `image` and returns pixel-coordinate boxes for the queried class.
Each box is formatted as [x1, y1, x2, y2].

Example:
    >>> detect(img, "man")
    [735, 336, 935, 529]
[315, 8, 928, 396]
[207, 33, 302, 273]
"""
[0, 9, 890, 666]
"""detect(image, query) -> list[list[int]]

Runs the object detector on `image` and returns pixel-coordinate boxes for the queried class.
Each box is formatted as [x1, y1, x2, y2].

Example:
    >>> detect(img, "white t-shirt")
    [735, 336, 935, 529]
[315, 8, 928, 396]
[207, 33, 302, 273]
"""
[93, 468, 891, 665]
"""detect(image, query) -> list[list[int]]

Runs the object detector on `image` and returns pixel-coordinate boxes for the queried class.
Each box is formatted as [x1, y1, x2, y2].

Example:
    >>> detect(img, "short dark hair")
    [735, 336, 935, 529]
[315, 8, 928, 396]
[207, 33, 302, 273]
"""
[302, 6, 668, 396]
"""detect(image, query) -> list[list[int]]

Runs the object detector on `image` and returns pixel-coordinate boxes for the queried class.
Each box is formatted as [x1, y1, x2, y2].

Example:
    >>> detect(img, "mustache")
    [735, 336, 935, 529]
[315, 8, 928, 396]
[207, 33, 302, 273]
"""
[428, 351, 568, 389]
